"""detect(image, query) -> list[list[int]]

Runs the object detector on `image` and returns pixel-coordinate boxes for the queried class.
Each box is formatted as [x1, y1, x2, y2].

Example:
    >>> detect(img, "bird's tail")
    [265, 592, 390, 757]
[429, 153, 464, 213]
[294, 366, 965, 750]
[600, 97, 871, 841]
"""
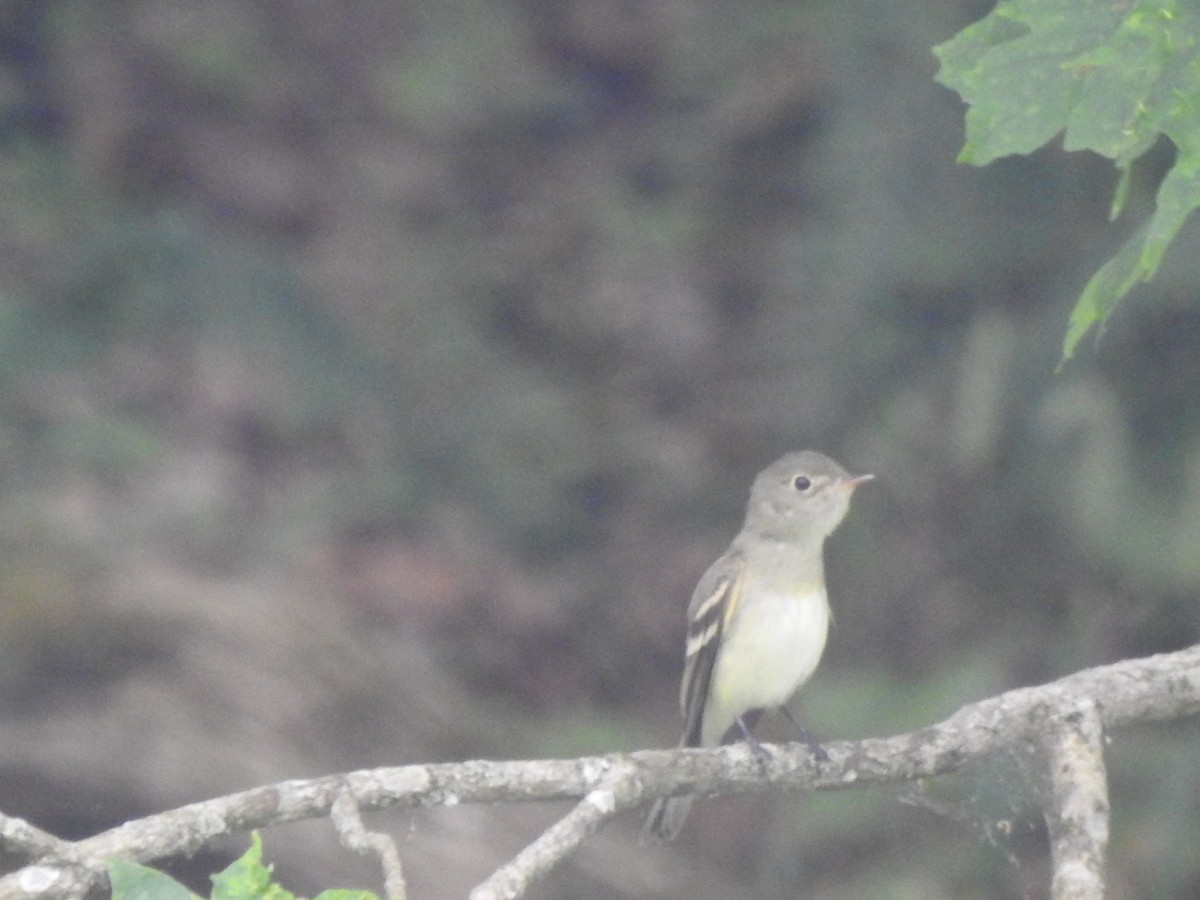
[640, 794, 693, 844]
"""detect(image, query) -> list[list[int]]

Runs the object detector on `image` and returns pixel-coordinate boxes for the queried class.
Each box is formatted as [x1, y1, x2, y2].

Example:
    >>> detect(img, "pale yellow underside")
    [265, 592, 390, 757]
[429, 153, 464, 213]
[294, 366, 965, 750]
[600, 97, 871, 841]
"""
[701, 584, 829, 746]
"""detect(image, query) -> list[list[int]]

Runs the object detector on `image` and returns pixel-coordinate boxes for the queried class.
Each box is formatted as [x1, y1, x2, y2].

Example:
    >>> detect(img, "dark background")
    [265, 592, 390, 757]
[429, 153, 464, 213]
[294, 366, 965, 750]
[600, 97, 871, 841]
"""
[1, 2, 1199, 898]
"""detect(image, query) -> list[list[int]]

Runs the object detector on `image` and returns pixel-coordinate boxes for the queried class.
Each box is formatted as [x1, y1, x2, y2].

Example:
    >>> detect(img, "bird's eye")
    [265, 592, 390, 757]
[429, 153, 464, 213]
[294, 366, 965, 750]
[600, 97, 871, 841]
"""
[792, 475, 812, 491]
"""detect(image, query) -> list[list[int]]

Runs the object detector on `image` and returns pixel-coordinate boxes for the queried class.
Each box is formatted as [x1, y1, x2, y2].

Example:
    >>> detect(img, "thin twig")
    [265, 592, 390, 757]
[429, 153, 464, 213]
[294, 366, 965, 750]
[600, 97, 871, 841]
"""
[330, 789, 406, 900]
[470, 761, 643, 900]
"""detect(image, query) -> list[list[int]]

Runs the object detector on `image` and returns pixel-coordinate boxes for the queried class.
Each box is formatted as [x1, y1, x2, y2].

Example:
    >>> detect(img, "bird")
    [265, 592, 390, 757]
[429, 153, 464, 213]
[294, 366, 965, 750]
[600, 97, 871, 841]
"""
[643, 450, 873, 841]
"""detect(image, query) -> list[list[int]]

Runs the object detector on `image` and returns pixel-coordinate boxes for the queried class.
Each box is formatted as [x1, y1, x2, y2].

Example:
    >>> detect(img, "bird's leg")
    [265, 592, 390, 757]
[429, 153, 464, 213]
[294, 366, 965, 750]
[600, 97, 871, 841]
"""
[734, 715, 771, 762]
[781, 707, 830, 762]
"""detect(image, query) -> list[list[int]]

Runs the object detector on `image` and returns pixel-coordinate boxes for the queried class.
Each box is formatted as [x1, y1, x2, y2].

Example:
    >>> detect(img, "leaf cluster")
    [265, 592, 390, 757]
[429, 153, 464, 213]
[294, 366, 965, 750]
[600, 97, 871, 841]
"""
[934, 0, 1200, 361]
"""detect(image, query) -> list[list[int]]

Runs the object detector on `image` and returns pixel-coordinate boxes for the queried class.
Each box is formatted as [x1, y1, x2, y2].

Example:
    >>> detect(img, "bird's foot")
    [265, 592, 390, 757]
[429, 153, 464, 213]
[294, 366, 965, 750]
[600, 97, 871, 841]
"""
[781, 707, 830, 762]
[735, 715, 772, 764]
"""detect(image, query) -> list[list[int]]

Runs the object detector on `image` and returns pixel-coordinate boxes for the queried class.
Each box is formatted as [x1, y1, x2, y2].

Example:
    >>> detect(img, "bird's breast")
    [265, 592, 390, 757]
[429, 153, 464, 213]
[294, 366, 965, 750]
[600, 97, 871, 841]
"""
[702, 585, 830, 744]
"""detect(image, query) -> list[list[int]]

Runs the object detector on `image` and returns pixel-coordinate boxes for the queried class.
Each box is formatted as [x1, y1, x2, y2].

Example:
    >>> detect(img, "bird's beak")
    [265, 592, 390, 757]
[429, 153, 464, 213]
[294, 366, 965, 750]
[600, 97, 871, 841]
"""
[840, 473, 875, 490]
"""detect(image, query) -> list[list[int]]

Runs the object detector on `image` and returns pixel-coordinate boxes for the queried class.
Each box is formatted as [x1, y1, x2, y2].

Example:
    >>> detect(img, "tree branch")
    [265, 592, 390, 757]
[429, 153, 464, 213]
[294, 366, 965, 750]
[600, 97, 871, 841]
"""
[1039, 698, 1109, 900]
[1, 645, 1196, 900]
[331, 789, 407, 900]
[470, 760, 645, 900]
[0, 815, 71, 864]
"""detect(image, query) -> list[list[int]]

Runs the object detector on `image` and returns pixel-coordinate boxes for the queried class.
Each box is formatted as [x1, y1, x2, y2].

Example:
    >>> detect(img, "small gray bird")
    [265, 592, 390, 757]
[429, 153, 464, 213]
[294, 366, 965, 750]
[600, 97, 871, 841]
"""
[643, 451, 872, 841]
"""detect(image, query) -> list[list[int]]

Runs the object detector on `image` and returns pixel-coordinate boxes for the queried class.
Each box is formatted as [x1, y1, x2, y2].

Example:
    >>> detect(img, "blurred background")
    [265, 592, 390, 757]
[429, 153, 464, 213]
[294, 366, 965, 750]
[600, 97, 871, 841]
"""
[1, 1, 1199, 898]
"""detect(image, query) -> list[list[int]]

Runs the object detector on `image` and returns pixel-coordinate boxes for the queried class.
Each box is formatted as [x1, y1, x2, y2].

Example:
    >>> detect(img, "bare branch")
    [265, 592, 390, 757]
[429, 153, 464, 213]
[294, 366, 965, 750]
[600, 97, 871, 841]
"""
[331, 789, 407, 900]
[0, 644, 1196, 900]
[1039, 698, 1109, 900]
[470, 760, 644, 900]
[0, 815, 72, 863]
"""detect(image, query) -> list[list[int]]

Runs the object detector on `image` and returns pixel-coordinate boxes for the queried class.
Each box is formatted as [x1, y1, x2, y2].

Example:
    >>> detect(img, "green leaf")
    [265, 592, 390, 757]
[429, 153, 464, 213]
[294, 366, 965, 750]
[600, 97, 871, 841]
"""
[109, 835, 380, 900]
[1111, 163, 1135, 221]
[933, 0, 1127, 165]
[108, 858, 201, 900]
[934, 0, 1200, 165]
[1062, 131, 1200, 361]
[211, 834, 294, 900]
[936, 0, 1200, 363]
[1059, 221, 1151, 366]
[1062, 5, 1200, 164]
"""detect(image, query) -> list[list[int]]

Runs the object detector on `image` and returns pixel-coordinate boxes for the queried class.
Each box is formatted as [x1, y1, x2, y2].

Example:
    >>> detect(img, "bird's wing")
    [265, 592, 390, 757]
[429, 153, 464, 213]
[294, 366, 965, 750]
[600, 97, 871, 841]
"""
[679, 552, 745, 747]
